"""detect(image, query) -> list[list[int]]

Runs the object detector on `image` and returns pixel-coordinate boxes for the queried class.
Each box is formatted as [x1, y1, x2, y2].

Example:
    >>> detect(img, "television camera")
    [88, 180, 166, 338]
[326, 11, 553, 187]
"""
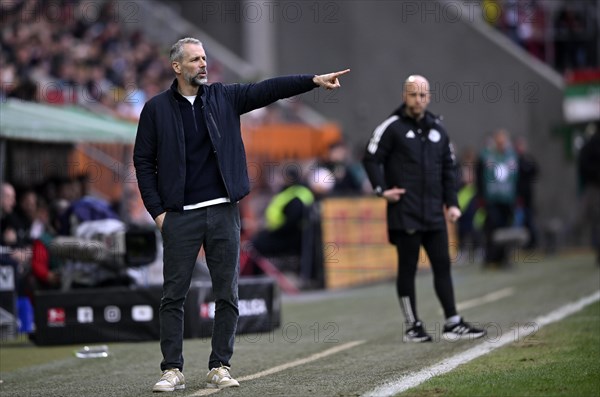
[49, 220, 157, 289]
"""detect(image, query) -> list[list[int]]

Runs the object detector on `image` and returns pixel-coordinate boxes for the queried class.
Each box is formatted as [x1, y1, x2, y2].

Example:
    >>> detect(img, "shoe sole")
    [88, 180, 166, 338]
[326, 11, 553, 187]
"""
[206, 382, 240, 389]
[442, 332, 486, 341]
[152, 385, 185, 392]
[403, 336, 433, 343]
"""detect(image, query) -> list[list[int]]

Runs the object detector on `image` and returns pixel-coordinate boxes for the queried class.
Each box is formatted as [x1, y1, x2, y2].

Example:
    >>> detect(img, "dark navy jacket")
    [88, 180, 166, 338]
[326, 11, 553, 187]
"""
[134, 75, 317, 219]
[363, 105, 458, 232]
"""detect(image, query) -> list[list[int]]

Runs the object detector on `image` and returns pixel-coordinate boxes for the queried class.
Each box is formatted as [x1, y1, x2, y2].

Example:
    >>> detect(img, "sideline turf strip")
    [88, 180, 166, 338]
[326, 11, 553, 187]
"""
[398, 301, 600, 397]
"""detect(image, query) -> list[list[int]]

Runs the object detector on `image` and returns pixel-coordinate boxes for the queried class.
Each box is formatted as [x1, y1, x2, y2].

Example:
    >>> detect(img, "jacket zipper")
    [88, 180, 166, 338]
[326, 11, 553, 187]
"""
[190, 103, 199, 133]
[208, 112, 221, 138]
[173, 100, 186, 211]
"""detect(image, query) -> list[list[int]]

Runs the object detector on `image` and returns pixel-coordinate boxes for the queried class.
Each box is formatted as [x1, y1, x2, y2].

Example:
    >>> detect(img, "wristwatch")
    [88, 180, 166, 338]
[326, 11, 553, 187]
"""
[374, 186, 384, 197]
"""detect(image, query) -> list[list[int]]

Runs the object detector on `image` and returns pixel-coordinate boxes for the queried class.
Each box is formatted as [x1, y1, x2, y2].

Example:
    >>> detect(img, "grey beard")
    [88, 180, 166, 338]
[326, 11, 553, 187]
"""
[187, 74, 207, 86]
[195, 76, 208, 85]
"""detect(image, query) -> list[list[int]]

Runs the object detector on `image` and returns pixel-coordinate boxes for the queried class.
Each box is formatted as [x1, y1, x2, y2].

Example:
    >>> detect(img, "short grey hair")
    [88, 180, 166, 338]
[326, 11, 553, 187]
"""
[170, 38, 203, 63]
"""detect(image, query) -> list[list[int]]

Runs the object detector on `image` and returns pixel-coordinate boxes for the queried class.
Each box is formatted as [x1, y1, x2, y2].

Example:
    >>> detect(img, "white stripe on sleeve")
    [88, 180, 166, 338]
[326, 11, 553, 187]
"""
[367, 115, 399, 154]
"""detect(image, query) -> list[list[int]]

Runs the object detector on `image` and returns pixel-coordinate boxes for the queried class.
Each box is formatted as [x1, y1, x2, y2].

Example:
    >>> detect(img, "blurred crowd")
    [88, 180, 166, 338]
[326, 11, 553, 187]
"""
[482, 0, 598, 73]
[1, 0, 212, 120]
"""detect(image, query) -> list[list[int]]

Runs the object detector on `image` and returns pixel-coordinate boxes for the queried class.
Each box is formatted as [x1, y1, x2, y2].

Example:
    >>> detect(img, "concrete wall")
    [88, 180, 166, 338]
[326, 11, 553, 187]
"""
[165, 0, 575, 237]
[171, 0, 244, 56]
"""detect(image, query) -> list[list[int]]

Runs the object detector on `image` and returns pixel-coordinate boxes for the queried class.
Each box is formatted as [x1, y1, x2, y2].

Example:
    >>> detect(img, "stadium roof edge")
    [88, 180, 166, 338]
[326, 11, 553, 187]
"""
[0, 99, 138, 144]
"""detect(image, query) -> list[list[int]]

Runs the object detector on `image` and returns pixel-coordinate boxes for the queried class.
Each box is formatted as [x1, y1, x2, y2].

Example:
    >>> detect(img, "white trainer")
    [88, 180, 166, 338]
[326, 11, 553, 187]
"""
[206, 365, 240, 389]
[153, 368, 185, 392]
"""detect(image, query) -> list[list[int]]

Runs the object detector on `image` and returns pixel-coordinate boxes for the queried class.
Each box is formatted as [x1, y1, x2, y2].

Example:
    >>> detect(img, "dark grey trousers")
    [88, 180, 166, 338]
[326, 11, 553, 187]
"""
[159, 202, 240, 372]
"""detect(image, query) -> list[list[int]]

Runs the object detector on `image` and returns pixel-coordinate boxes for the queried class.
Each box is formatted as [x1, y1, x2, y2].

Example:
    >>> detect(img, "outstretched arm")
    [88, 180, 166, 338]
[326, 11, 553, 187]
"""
[229, 69, 351, 114]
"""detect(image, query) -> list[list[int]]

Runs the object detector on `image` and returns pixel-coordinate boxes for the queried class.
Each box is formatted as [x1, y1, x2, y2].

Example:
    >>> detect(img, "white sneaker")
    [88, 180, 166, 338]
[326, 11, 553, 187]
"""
[153, 368, 185, 392]
[206, 365, 240, 389]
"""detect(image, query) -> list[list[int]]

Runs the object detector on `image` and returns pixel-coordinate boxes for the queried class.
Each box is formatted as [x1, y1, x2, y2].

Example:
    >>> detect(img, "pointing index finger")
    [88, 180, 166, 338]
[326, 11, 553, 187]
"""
[333, 69, 351, 77]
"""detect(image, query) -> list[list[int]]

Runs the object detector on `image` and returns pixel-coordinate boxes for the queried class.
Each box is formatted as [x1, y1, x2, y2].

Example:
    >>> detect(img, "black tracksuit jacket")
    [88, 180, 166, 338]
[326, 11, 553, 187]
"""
[363, 105, 458, 233]
[134, 76, 317, 220]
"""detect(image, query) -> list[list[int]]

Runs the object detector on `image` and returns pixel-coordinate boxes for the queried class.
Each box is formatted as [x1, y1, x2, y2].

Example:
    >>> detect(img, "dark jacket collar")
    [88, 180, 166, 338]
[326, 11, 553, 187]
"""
[394, 104, 439, 128]
[169, 78, 204, 101]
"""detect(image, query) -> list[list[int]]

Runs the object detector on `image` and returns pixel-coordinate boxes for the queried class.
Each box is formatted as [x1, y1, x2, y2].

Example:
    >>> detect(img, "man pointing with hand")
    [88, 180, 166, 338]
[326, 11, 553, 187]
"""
[134, 37, 349, 392]
[363, 75, 485, 343]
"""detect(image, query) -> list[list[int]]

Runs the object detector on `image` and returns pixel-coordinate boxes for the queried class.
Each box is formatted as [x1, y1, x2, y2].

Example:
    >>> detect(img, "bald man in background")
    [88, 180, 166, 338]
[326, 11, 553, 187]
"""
[363, 75, 486, 342]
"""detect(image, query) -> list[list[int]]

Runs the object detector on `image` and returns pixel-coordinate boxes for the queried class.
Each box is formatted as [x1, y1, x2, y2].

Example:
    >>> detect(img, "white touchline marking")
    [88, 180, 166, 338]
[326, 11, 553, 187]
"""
[437, 287, 515, 315]
[364, 290, 600, 397]
[191, 340, 365, 396]
[237, 340, 365, 382]
[455, 287, 515, 313]
[191, 387, 219, 396]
